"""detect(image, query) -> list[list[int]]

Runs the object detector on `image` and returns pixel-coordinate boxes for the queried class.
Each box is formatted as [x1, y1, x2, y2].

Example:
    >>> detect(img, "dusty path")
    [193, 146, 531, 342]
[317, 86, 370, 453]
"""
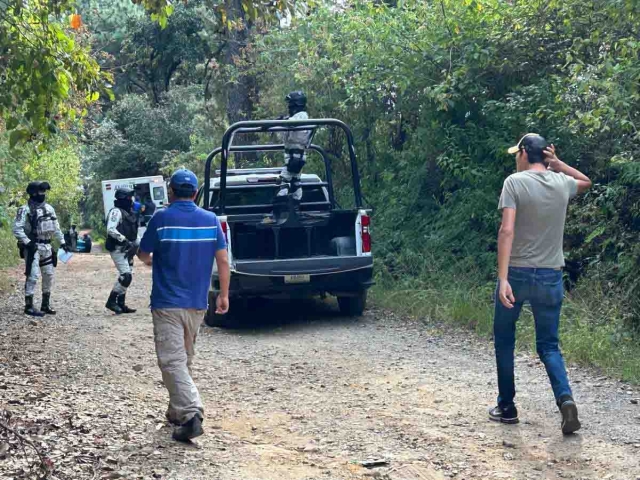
[1, 253, 639, 480]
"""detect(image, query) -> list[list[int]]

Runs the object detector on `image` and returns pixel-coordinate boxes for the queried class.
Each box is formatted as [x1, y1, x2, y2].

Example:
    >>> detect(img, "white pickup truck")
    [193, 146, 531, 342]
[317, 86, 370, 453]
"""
[197, 119, 373, 328]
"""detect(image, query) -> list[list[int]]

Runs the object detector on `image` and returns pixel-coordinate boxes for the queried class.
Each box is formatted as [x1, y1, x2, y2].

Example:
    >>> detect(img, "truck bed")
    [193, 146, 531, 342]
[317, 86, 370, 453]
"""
[229, 210, 359, 260]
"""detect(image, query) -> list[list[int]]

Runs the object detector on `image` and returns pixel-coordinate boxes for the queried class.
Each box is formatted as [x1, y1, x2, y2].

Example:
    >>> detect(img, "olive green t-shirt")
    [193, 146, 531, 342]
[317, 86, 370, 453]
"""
[498, 170, 578, 268]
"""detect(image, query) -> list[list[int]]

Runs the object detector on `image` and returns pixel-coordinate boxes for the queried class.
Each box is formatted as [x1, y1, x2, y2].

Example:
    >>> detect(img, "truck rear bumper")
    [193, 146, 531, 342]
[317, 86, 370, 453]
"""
[213, 256, 374, 297]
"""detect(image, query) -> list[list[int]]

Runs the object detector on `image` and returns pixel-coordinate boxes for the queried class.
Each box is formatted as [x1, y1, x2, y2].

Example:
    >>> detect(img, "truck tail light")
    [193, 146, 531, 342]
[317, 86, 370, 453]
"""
[361, 214, 371, 253]
[219, 219, 231, 258]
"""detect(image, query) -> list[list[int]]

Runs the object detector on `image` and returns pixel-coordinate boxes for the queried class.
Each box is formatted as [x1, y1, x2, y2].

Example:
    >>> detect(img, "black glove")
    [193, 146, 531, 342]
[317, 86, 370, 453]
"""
[124, 241, 138, 259]
[27, 241, 37, 253]
[61, 243, 71, 253]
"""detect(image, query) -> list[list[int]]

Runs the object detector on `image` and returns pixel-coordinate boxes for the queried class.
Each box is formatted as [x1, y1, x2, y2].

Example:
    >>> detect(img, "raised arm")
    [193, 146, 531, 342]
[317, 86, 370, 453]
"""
[544, 145, 592, 194]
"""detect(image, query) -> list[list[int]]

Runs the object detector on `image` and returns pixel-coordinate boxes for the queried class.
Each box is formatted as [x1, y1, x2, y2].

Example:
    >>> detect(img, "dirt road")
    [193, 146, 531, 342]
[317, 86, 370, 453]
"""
[1, 253, 639, 480]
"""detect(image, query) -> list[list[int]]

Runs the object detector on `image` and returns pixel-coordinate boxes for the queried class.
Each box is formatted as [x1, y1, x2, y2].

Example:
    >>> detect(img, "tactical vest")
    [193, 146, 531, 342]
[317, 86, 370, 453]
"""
[25, 205, 57, 240]
[105, 208, 139, 252]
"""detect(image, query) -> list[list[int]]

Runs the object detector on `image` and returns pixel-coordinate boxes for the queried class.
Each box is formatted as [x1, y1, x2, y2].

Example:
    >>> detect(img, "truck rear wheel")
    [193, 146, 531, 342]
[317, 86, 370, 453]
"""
[337, 291, 367, 316]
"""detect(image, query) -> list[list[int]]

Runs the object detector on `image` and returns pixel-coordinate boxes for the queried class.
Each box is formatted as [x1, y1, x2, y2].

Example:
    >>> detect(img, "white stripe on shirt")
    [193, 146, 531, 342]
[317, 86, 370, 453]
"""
[159, 238, 217, 242]
[156, 226, 218, 231]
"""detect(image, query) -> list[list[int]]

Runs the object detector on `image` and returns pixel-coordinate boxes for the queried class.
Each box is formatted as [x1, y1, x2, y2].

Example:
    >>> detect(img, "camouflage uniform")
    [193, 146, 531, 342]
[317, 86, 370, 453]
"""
[277, 110, 314, 201]
[106, 208, 137, 296]
[104, 187, 139, 315]
[13, 202, 65, 313]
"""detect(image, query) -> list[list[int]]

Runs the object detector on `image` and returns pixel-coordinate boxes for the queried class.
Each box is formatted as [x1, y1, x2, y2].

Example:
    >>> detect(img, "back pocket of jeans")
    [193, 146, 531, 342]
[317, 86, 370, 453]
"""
[538, 272, 562, 286]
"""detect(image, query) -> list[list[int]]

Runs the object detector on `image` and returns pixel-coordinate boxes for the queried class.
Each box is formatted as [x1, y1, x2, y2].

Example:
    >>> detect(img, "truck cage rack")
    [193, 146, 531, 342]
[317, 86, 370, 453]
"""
[214, 167, 283, 177]
[203, 119, 363, 214]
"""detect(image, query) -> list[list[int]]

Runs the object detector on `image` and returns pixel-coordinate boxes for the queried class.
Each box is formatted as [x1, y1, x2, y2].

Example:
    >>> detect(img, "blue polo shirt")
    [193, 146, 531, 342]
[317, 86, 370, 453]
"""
[139, 200, 227, 310]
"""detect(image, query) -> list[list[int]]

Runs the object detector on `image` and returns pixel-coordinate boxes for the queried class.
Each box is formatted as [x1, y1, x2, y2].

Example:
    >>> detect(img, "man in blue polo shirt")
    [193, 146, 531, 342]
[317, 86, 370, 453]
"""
[138, 168, 230, 442]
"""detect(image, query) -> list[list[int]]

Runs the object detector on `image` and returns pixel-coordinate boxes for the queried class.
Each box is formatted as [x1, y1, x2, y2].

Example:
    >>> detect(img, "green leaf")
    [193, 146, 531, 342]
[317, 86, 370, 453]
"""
[6, 117, 19, 130]
[9, 128, 30, 149]
[585, 225, 607, 244]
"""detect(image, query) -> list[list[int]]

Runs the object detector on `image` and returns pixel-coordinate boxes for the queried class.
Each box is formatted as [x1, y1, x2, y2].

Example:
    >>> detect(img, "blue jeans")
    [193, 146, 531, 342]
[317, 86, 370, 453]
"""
[494, 267, 573, 408]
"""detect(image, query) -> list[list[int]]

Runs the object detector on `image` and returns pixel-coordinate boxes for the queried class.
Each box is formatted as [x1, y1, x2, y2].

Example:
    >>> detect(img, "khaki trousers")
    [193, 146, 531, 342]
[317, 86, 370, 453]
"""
[152, 308, 206, 425]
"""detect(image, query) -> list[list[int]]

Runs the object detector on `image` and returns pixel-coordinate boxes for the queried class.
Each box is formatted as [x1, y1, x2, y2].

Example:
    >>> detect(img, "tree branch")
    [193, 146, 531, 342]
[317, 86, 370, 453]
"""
[440, 0, 454, 38]
[0, 420, 51, 478]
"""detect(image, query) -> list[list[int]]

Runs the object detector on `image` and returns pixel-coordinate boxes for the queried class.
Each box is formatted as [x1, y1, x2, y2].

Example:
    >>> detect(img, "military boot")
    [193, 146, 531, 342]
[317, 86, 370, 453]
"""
[40, 292, 56, 315]
[24, 296, 44, 317]
[105, 291, 123, 314]
[117, 294, 136, 314]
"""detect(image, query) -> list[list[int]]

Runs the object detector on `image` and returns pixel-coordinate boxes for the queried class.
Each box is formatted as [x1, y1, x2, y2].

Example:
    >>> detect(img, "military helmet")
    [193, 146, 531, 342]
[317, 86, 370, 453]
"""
[114, 187, 135, 200]
[285, 91, 307, 108]
[26, 181, 51, 195]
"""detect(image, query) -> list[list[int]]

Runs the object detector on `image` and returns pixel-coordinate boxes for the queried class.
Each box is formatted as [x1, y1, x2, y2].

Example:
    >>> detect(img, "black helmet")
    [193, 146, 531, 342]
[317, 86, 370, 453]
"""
[26, 181, 51, 196]
[285, 91, 307, 109]
[114, 187, 135, 200]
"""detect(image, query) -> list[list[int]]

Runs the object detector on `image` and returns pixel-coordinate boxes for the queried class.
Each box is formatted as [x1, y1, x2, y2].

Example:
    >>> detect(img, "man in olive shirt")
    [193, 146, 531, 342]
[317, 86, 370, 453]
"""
[491, 133, 592, 434]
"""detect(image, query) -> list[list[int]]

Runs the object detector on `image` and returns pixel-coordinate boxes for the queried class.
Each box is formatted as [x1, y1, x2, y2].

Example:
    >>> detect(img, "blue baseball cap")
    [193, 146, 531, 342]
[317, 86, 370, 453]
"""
[170, 168, 198, 192]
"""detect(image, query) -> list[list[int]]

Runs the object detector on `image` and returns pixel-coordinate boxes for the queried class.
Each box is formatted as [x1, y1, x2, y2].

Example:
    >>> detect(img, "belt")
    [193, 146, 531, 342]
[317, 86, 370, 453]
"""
[36, 239, 51, 244]
[286, 149, 305, 155]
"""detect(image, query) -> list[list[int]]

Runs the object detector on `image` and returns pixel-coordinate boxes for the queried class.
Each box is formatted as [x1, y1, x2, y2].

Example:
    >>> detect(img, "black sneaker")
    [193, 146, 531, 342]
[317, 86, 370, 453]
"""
[489, 405, 519, 424]
[172, 415, 204, 442]
[560, 399, 581, 434]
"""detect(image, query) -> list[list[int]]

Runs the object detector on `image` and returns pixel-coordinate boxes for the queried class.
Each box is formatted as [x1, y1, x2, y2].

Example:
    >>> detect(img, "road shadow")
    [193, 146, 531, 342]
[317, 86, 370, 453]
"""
[202, 296, 365, 335]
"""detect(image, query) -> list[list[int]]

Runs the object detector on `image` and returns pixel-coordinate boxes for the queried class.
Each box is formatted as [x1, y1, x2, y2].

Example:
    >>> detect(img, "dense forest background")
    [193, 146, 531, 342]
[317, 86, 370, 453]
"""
[1, 0, 639, 379]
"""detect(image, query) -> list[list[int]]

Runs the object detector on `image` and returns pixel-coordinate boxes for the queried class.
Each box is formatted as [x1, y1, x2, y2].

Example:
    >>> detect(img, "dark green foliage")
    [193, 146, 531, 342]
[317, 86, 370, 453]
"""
[84, 1, 212, 102]
[0, 0, 107, 145]
[82, 86, 219, 225]
[247, 0, 640, 331]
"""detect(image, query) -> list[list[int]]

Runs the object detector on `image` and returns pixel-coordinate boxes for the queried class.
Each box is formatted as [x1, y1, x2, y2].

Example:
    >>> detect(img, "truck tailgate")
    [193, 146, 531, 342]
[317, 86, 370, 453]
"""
[234, 256, 372, 276]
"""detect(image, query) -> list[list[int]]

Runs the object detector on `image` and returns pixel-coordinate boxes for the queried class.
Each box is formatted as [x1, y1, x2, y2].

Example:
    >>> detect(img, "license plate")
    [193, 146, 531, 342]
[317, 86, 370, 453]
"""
[284, 274, 311, 284]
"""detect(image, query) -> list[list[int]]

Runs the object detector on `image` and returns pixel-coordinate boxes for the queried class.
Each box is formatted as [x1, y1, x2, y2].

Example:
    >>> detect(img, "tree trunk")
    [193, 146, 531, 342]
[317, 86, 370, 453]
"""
[224, 0, 258, 165]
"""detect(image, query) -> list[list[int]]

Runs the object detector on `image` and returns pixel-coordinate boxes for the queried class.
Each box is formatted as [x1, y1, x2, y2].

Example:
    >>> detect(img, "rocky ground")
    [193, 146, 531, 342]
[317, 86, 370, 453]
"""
[1, 253, 639, 480]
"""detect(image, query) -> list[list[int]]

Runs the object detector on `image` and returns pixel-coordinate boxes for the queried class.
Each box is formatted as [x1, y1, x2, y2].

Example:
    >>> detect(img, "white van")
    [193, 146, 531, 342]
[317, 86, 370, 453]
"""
[101, 175, 168, 220]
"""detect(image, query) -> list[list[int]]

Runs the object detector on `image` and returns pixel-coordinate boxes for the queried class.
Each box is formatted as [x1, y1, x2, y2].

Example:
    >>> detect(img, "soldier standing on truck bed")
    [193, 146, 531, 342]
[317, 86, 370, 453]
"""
[105, 187, 139, 315]
[13, 181, 70, 317]
[276, 91, 314, 202]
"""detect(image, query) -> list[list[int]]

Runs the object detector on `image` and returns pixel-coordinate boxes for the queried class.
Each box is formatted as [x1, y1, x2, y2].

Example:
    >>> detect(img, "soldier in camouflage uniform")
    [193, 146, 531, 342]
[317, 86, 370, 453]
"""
[13, 181, 69, 317]
[276, 91, 315, 202]
[105, 187, 139, 315]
